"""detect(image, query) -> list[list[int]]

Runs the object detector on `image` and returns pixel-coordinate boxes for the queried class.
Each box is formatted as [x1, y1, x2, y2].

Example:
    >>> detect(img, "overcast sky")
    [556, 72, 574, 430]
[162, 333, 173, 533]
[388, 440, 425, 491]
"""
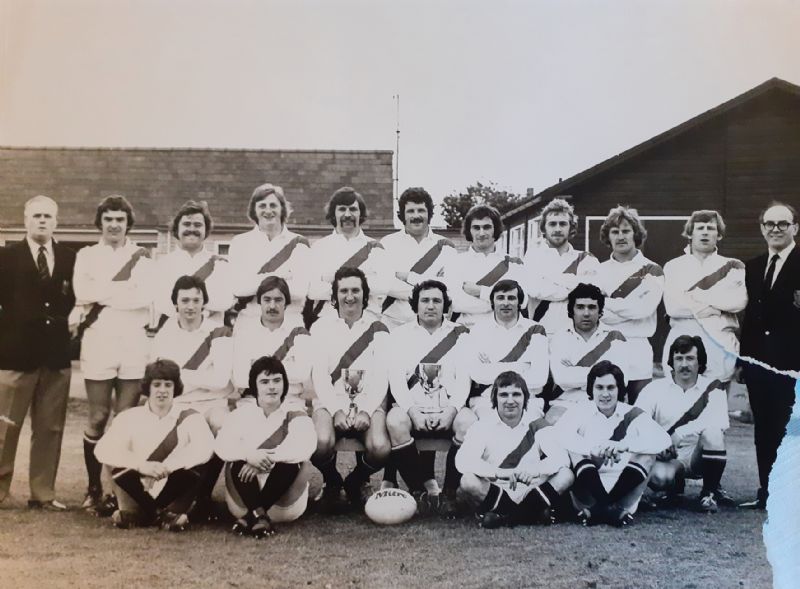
[1, 0, 798, 206]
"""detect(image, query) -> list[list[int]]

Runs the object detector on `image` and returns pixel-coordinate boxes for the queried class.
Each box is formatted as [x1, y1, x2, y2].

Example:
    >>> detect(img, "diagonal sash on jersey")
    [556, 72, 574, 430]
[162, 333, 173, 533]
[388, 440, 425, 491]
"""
[382, 238, 455, 312]
[610, 263, 664, 299]
[406, 325, 470, 389]
[78, 247, 150, 335]
[666, 379, 724, 435]
[272, 326, 309, 362]
[476, 255, 523, 287]
[182, 326, 233, 370]
[575, 331, 626, 367]
[500, 324, 546, 362]
[498, 417, 551, 469]
[532, 251, 592, 321]
[234, 236, 310, 310]
[192, 254, 227, 282]
[111, 408, 197, 480]
[609, 407, 645, 441]
[329, 320, 389, 384]
[687, 259, 744, 292]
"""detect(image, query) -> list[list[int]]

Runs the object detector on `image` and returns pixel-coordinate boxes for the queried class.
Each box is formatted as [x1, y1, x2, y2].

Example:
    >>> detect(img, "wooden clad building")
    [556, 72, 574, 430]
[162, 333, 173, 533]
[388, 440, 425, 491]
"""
[501, 77, 800, 267]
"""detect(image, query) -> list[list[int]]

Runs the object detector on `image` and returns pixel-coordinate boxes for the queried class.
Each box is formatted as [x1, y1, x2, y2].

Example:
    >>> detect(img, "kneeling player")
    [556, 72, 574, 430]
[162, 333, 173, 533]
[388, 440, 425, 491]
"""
[636, 335, 731, 512]
[310, 267, 391, 511]
[215, 356, 316, 538]
[385, 279, 474, 516]
[554, 361, 670, 527]
[456, 371, 574, 528]
[94, 359, 215, 531]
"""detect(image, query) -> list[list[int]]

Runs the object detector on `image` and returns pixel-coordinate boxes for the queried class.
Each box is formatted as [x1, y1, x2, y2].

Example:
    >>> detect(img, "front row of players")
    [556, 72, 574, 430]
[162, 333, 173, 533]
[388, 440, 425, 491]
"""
[93, 323, 730, 535]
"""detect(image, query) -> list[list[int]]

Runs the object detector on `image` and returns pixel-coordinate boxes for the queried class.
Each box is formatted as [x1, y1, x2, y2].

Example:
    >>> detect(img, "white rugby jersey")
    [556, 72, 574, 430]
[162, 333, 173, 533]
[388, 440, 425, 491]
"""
[95, 404, 214, 473]
[521, 243, 600, 336]
[635, 374, 729, 442]
[153, 248, 234, 319]
[597, 251, 664, 339]
[214, 400, 316, 465]
[71, 239, 153, 332]
[310, 314, 390, 415]
[466, 317, 549, 396]
[549, 327, 633, 403]
[379, 229, 457, 326]
[150, 317, 233, 404]
[439, 246, 527, 327]
[231, 317, 312, 399]
[307, 229, 392, 320]
[387, 320, 471, 411]
[228, 226, 311, 320]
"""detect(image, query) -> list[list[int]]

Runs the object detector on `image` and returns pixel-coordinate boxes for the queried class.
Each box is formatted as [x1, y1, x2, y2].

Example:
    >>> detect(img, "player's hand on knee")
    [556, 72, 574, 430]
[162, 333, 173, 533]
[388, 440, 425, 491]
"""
[353, 411, 370, 432]
[239, 464, 260, 482]
[140, 461, 169, 479]
[333, 410, 350, 433]
[408, 407, 428, 431]
[515, 470, 537, 486]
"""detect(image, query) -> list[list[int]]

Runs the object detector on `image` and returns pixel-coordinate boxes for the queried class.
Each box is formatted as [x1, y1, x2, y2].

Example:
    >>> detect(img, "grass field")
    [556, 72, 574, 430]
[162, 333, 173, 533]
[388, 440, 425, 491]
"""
[0, 398, 772, 589]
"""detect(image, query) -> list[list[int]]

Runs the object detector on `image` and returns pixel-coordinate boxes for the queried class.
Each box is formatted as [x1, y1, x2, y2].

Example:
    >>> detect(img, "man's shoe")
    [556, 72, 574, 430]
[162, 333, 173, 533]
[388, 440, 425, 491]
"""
[81, 488, 102, 510]
[713, 487, 736, 507]
[739, 498, 767, 510]
[315, 484, 346, 515]
[27, 499, 67, 511]
[158, 511, 190, 533]
[606, 504, 633, 527]
[698, 492, 719, 513]
[250, 514, 276, 539]
[111, 509, 156, 529]
[437, 492, 460, 520]
[480, 511, 514, 529]
[379, 480, 397, 490]
[90, 494, 118, 518]
[343, 477, 371, 510]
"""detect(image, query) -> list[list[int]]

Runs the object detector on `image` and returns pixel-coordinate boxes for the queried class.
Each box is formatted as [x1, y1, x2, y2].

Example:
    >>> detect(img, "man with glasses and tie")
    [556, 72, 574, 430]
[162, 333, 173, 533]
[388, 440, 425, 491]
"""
[0, 195, 76, 510]
[739, 202, 800, 510]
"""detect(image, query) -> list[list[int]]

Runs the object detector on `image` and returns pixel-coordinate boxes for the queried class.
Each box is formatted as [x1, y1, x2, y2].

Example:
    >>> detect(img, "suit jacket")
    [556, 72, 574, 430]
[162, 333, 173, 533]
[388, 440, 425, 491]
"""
[740, 246, 800, 371]
[0, 240, 76, 371]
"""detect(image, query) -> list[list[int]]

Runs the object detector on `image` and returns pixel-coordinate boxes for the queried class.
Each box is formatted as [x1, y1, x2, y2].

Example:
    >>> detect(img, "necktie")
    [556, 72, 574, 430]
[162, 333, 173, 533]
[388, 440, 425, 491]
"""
[37, 245, 50, 280]
[763, 253, 779, 290]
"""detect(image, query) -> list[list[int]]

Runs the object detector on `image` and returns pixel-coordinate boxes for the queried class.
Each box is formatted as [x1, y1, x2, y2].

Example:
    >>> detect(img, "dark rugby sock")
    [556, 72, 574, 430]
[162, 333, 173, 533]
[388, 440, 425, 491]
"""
[701, 450, 727, 495]
[574, 459, 609, 504]
[83, 433, 103, 492]
[607, 462, 649, 504]
[312, 453, 343, 489]
[391, 441, 424, 493]
[443, 441, 462, 494]
[478, 483, 516, 516]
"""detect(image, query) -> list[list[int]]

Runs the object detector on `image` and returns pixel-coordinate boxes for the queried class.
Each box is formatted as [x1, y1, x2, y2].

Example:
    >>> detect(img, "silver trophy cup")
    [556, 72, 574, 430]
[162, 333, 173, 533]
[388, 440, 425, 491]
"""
[418, 363, 445, 409]
[342, 368, 365, 421]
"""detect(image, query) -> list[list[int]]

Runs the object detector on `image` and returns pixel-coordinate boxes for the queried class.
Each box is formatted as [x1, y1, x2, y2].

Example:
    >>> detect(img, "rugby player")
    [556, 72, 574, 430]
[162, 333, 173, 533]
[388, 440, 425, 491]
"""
[636, 335, 732, 512]
[662, 210, 747, 383]
[596, 206, 664, 404]
[553, 361, 670, 527]
[215, 356, 316, 538]
[94, 359, 215, 531]
[309, 267, 391, 512]
[456, 371, 574, 528]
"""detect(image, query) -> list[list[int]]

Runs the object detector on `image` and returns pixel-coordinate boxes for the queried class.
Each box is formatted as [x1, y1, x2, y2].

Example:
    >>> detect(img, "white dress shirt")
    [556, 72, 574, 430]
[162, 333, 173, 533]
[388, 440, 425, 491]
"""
[153, 247, 234, 318]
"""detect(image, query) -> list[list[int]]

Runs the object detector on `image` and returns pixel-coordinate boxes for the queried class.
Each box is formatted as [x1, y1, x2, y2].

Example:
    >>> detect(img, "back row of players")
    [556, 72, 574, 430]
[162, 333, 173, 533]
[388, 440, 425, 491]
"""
[65, 184, 745, 534]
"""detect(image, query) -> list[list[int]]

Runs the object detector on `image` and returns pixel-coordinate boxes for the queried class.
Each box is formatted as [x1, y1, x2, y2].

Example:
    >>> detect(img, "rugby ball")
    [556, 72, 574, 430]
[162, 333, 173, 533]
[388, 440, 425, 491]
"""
[364, 489, 417, 525]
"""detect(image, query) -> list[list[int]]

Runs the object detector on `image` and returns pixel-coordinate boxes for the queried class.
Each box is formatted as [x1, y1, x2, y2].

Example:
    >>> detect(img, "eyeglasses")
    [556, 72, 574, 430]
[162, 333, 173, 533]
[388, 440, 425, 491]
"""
[761, 221, 795, 231]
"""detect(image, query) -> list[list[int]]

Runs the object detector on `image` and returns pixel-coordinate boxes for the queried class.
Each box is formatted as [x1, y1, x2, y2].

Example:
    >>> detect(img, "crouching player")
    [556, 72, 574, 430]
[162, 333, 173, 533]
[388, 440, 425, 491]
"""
[636, 335, 732, 512]
[94, 359, 215, 531]
[554, 361, 670, 527]
[456, 371, 574, 529]
[215, 356, 316, 538]
[385, 280, 474, 516]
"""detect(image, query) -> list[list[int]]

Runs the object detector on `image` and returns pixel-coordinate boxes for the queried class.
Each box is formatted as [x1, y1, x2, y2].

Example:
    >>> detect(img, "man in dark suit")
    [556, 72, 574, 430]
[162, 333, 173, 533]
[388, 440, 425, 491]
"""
[739, 202, 799, 509]
[0, 195, 76, 509]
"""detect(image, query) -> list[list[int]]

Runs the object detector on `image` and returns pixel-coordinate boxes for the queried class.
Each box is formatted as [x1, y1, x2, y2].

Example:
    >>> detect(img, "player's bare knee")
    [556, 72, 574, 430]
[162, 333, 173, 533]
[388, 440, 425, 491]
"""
[385, 408, 412, 441]
[453, 408, 476, 440]
[86, 408, 110, 436]
[699, 428, 725, 451]
[549, 467, 575, 494]
[649, 462, 678, 491]
[630, 453, 656, 471]
[458, 473, 486, 504]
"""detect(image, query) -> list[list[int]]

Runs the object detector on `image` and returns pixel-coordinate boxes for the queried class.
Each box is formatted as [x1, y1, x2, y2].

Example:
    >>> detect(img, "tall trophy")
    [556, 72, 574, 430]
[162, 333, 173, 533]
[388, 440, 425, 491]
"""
[342, 368, 365, 422]
[418, 363, 445, 411]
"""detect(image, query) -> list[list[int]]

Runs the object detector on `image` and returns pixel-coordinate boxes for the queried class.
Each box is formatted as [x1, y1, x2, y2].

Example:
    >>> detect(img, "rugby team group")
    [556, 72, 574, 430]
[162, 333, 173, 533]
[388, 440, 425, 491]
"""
[0, 184, 797, 538]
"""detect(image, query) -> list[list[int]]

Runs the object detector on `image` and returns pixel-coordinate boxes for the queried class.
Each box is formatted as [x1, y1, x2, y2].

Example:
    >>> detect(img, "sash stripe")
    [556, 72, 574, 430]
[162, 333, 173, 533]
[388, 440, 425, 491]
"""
[381, 239, 455, 313]
[111, 408, 197, 479]
[610, 263, 664, 299]
[576, 331, 626, 367]
[687, 259, 744, 292]
[500, 324, 546, 362]
[498, 417, 551, 468]
[272, 326, 309, 362]
[183, 326, 233, 370]
[564, 251, 591, 276]
[192, 255, 226, 282]
[330, 321, 389, 384]
[233, 237, 309, 310]
[667, 380, 724, 435]
[477, 256, 522, 287]
[406, 325, 470, 389]
[609, 406, 645, 442]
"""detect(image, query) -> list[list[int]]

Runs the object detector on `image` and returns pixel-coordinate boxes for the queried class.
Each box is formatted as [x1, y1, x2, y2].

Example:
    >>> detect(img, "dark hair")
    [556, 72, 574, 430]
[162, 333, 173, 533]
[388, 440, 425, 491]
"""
[667, 335, 707, 375]
[248, 183, 289, 225]
[331, 266, 369, 310]
[171, 275, 209, 305]
[490, 279, 524, 310]
[599, 205, 647, 248]
[759, 201, 798, 224]
[462, 204, 503, 242]
[244, 356, 290, 401]
[586, 360, 625, 401]
[397, 187, 434, 223]
[410, 279, 451, 314]
[538, 198, 578, 239]
[325, 187, 368, 227]
[94, 195, 135, 232]
[682, 210, 726, 239]
[256, 275, 291, 306]
[567, 283, 605, 318]
[141, 359, 183, 397]
[171, 200, 213, 239]
[490, 371, 530, 410]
